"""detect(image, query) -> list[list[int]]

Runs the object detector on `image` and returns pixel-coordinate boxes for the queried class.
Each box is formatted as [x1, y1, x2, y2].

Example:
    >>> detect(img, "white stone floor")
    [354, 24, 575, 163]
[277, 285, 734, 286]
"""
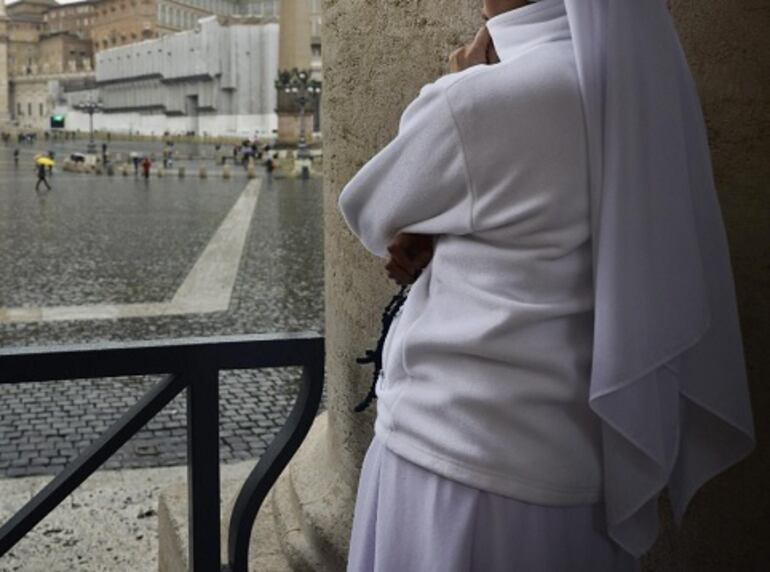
[0, 461, 251, 572]
[0, 178, 262, 323]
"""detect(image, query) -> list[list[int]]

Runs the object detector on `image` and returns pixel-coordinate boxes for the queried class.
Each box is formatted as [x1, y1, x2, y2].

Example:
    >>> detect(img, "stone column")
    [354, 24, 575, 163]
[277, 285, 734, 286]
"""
[0, 0, 10, 123]
[257, 0, 769, 570]
[262, 1, 479, 569]
[277, 0, 314, 144]
[278, 0, 312, 71]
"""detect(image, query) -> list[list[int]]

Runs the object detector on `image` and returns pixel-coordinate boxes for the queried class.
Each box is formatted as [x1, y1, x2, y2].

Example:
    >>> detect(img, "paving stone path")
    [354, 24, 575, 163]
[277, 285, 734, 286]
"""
[0, 144, 328, 478]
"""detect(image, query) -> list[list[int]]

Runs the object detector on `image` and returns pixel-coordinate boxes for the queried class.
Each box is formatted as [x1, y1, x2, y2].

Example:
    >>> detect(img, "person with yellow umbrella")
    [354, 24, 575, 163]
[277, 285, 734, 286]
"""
[35, 155, 54, 191]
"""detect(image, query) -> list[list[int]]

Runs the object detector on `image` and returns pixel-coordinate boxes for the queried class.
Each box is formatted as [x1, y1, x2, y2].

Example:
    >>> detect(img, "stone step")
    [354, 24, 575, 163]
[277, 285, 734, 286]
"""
[157, 461, 292, 572]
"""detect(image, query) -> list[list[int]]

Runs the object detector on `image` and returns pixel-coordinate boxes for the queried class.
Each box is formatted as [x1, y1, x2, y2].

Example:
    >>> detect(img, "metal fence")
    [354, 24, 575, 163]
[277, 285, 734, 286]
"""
[0, 332, 325, 571]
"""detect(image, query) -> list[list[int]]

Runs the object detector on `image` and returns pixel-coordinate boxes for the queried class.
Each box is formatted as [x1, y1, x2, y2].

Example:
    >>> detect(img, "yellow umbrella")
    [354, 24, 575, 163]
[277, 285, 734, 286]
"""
[36, 157, 55, 167]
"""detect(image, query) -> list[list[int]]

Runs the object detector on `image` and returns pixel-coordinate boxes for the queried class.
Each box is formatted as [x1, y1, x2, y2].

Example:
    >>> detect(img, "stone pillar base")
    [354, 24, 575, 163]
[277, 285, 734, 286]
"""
[254, 411, 356, 571]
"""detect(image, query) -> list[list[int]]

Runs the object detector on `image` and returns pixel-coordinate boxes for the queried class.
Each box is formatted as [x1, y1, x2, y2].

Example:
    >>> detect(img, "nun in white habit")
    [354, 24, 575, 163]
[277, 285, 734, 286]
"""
[337, 0, 756, 569]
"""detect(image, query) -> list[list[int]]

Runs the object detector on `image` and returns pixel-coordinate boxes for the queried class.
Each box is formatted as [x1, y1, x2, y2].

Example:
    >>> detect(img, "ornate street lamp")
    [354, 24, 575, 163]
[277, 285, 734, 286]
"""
[274, 68, 321, 159]
[74, 98, 102, 154]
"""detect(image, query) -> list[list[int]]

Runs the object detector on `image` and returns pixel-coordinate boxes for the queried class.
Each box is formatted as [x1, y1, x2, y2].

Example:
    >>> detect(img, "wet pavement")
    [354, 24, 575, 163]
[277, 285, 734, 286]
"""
[0, 140, 326, 478]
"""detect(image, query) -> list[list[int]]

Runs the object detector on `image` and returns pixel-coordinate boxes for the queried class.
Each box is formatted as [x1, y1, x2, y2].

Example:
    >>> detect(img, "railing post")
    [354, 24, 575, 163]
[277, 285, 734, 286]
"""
[227, 343, 325, 571]
[186, 365, 221, 571]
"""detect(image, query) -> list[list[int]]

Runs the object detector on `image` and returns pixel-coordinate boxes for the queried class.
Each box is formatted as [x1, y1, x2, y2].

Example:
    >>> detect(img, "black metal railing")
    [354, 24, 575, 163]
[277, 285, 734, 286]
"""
[0, 332, 325, 572]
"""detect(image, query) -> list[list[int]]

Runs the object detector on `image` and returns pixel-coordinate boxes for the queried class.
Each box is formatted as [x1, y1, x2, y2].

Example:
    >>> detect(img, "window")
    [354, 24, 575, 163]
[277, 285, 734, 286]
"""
[39, 103, 44, 116]
[28, 103, 32, 116]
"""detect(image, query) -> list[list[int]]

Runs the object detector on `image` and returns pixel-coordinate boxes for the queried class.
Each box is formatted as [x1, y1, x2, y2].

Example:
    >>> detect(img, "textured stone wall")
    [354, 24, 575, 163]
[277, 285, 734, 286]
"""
[322, 0, 768, 568]
[0, 7, 8, 122]
[323, 0, 480, 493]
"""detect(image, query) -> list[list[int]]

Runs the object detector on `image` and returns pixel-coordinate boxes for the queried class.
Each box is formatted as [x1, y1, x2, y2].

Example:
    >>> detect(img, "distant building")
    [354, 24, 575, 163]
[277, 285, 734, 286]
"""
[64, 15, 279, 137]
[43, 0, 96, 40]
[0, 2, 8, 122]
[91, 0, 284, 52]
[3, 0, 95, 128]
[0, 0, 321, 133]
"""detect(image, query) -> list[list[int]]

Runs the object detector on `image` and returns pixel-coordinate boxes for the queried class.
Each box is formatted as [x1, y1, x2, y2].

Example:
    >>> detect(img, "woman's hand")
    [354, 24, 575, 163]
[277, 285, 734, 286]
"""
[448, 25, 500, 73]
[385, 233, 436, 286]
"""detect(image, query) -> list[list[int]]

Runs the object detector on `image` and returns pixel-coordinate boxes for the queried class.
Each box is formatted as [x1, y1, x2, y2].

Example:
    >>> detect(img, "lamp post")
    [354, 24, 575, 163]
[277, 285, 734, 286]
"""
[274, 68, 321, 160]
[74, 99, 102, 154]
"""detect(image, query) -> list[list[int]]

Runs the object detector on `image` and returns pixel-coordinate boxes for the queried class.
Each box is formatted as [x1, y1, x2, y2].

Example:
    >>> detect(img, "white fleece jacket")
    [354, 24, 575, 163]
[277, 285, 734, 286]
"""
[338, 4, 603, 505]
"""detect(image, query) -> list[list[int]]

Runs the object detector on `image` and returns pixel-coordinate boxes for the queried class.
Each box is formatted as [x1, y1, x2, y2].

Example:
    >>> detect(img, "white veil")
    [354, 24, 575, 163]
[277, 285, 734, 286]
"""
[542, 0, 757, 556]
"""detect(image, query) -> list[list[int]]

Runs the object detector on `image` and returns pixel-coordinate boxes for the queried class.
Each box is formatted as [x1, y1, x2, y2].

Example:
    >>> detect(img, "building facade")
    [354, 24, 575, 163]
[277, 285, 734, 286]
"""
[6, 0, 55, 77]
[90, 0, 282, 52]
[1, 0, 321, 134]
[0, 1, 8, 122]
[43, 0, 95, 39]
[2, 0, 95, 128]
[63, 15, 279, 137]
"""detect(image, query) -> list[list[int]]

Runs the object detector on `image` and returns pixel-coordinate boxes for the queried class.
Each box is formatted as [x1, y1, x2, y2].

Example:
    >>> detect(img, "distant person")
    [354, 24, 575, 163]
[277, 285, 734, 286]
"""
[142, 157, 151, 179]
[132, 155, 141, 175]
[13, 149, 19, 167]
[35, 163, 51, 191]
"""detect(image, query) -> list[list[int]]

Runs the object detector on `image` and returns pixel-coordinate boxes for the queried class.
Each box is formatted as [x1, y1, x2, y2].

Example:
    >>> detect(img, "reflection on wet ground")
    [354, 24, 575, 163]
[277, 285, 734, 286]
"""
[0, 141, 326, 477]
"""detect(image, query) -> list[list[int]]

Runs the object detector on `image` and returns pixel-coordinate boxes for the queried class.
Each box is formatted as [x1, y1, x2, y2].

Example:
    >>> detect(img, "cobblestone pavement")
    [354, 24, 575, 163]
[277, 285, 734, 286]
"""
[0, 142, 327, 478]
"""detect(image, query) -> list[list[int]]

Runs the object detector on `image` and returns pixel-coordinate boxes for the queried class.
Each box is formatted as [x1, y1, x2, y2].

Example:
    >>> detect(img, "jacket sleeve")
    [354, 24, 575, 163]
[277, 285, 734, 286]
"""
[337, 81, 474, 258]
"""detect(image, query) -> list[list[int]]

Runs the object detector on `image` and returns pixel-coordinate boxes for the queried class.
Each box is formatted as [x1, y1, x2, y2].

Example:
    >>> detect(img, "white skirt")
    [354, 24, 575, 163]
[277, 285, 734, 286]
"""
[347, 433, 641, 572]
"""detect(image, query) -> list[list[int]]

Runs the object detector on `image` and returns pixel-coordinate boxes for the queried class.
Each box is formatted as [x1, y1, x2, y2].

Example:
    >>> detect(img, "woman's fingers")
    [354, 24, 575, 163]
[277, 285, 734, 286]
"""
[472, 25, 491, 50]
[385, 255, 416, 285]
[411, 246, 434, 270]
[385, 233, 436, 284]
[387, 237, 430, 275]
[449, 25, 493, 72]
[448, 47, 466, 73]
[387, 242, 415, 273]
